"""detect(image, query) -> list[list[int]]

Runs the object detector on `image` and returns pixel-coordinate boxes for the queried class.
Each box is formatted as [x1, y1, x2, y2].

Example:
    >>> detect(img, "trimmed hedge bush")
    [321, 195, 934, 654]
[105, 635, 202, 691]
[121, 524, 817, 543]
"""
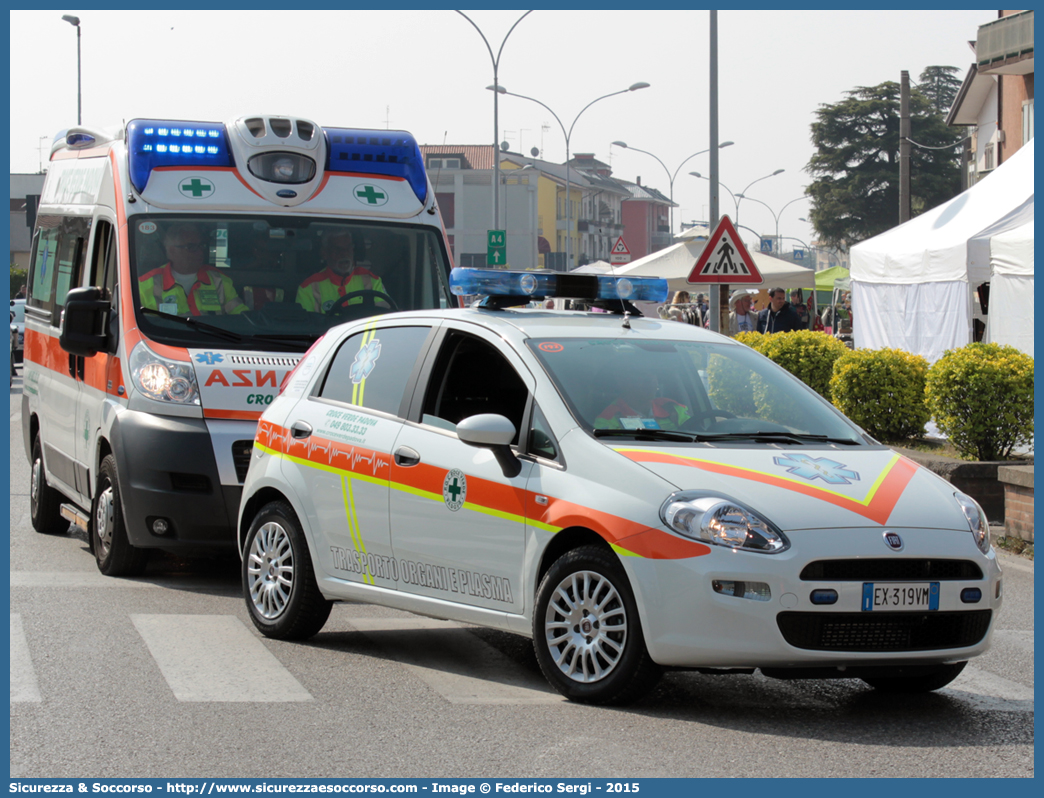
[831, 348, 930, 441]
[733, 330, 767, 352]
[756, 331, 849, 399]
[925, 343, 1034, 461]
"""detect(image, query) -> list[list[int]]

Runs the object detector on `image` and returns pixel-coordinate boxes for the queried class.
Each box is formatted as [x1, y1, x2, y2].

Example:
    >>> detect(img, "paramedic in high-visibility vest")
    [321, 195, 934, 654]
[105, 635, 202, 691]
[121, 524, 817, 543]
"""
[138, 223, 247, 315]
[296, 231, 388, 313]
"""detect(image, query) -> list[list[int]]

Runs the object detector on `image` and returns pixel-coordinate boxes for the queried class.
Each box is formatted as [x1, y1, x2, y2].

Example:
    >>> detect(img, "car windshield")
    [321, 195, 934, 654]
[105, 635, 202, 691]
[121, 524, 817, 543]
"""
[129, 215, 453, 351]
[527, 337, 866, 444]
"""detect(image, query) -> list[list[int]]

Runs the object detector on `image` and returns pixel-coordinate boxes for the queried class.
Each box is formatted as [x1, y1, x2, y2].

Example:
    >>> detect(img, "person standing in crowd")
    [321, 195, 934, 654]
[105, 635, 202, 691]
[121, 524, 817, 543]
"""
[666, 290, 694, 324]
[790, 289, 810, 328]
[757, 286, 803, 333]
[728, 289, 757, 335]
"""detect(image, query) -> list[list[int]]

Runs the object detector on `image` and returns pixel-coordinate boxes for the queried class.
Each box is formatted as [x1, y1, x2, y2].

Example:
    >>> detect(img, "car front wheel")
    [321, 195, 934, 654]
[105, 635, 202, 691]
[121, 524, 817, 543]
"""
[533, 545, 661, 704]
[243, 500, 331, 640]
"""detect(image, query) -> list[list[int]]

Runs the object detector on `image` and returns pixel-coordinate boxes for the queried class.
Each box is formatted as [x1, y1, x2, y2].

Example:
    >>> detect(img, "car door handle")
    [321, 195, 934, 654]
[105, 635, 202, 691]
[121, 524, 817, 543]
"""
[290, 421, 313, 440]
[394, 446, 420, 467]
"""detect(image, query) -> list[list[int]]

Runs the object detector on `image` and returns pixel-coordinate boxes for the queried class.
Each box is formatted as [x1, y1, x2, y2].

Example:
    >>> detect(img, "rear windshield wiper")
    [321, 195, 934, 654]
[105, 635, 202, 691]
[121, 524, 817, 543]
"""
[140, 307, 246, 344]
[693, 431, 862, 445]
[593, 428, 696, 442]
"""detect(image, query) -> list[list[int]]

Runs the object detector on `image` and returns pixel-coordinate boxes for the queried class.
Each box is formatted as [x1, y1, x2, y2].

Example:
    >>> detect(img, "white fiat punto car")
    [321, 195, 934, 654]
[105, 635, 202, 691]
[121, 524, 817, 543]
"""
[238, 269, 1001, 704]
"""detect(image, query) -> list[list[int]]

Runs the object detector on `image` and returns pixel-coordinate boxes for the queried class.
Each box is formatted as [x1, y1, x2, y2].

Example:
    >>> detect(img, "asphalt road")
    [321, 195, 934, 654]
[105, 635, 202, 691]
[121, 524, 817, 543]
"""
[8, 373, 1034, 778]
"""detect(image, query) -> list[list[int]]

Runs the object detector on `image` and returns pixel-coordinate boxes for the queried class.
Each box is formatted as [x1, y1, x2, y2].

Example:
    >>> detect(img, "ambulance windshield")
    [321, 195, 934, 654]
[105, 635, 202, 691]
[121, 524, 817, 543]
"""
[527, 337, 867, 445]
[129, 215, 453, 350]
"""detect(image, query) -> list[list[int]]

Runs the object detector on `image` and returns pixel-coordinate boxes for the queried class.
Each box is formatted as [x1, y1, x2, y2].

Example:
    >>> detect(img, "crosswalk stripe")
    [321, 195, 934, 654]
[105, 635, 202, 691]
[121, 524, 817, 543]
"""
[10, 614, 42, 703]
[131, 615, 313, 703]
[11, 572, 160, 589]
[346, 616, 563, 705]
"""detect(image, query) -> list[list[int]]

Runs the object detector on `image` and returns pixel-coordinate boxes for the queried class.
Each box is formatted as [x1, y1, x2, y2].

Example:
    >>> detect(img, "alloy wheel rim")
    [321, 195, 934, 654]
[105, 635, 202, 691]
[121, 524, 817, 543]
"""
[247, 521, 294, 620]
[544, 569, 628, 684]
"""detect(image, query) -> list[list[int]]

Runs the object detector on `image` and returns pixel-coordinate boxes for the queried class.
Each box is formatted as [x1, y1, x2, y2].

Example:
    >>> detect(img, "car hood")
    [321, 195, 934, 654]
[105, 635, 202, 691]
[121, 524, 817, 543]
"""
[608, 444, 970, 532]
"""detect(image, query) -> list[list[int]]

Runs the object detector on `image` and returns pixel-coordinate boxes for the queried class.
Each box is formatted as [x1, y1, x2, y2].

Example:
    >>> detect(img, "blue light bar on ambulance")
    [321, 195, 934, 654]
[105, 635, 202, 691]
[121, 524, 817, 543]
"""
[324, 128, 427, 204]
[127, 119, 233, 194]
[449, 268, 669, 304]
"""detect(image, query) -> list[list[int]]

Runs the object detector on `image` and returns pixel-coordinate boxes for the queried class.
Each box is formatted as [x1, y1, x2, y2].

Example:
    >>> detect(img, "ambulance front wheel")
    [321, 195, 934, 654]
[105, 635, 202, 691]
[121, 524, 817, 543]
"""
[30, 434, 68, 535]
[533, 545, 661, 705]
[243, 500, 332, 640]
[92, 454, 150, 576]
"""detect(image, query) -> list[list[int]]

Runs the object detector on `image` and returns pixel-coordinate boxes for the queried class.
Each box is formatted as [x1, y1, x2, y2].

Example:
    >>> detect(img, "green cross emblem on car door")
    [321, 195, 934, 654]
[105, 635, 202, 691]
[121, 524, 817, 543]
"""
[443, 469, 467, 512]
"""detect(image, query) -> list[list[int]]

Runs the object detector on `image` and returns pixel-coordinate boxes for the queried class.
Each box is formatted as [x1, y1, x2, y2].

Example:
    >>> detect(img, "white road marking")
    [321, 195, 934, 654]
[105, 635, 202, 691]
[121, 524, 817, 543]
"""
[11, 572, 160, 589]
[131, 615, 313, 702]
[347, 617, 563, 705]
[10, 614, 42, 703]
[943, 664, 1034, 712]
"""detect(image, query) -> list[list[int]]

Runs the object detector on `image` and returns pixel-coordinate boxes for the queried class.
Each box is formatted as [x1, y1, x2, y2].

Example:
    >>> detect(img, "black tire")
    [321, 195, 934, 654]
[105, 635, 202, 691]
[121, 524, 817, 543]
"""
[242, 500, 332, 640]
[30, 435, 69, 535]
[862, 661, 967, 693]
[92, 454, 150, 576]
[533, 544, 661, 705]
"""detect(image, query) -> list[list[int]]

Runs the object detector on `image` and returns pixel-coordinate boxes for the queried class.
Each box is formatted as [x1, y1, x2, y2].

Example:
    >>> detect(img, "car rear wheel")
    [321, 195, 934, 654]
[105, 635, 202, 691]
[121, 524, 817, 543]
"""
[30, 435, 68, 535]
[533, 545, 661, 705]
[92, 454, 150, 576]
[243, 500, 331, 640]
[862, 661, 967, 693]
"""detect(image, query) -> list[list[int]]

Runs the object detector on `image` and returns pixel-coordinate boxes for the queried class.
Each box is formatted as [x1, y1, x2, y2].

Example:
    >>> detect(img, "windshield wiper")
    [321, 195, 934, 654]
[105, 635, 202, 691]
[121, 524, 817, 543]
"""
[693, 431, 862, 445]
[593, 428, 696, 442]
[235, 332, 315, 351]
[140, 307, 246, 344]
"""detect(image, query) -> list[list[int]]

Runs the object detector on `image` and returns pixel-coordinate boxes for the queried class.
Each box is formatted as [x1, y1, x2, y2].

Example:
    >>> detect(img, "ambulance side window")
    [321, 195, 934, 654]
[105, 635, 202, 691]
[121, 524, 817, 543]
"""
[87, 220, 119, 350]
[27, 215, 91, 322]
[318, 326, 431, 417]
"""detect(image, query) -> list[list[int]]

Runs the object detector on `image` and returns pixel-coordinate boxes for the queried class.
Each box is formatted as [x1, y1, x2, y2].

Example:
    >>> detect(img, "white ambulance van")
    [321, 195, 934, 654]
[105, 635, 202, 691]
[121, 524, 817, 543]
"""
[22, 114, 454, 575]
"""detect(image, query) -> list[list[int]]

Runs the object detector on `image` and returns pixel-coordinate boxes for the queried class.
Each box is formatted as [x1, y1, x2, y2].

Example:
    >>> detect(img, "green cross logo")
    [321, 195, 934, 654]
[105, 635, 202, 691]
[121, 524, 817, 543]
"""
[354, 184, 388, 206]
[179, 177, 214, 199]
[443, 468, 467, 512]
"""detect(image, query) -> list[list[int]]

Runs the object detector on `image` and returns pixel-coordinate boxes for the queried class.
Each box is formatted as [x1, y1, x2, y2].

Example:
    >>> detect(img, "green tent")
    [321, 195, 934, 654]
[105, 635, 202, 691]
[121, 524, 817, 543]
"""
[801, 265, 850, 307]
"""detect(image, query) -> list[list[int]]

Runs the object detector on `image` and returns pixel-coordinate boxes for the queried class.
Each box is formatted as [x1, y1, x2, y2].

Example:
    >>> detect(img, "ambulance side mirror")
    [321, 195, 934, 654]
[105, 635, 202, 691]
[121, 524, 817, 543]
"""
[456, 414, 522, 479]
[60, 287, 109, 358]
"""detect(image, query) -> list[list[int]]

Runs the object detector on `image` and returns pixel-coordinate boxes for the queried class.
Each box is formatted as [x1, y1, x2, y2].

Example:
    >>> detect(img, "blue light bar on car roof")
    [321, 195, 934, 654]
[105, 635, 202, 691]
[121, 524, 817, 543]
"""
[323, 128, 427, 204]
[127, 119, 233, 194]
[449, 268, 669, 304]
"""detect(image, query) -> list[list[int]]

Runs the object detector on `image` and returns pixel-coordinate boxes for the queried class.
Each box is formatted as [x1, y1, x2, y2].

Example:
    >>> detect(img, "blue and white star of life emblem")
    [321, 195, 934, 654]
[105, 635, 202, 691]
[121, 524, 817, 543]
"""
[773, 454, 860, 485]
[350, 339, 382, 384]
[194, 352, 224, 365]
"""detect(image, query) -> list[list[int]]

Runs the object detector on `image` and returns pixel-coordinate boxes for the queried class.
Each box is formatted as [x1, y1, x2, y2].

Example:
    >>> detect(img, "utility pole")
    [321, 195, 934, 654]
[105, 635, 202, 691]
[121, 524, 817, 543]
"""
[899, 70, 911, 224]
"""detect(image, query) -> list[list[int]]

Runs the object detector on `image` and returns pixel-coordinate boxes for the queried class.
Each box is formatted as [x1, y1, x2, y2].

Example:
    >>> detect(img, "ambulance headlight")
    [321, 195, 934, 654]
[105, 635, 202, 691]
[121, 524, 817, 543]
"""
[247, 152, 316, 184]
[660, 492, 789, 553]
[129, 342, 200, 405]
[955, 491, 991, 554]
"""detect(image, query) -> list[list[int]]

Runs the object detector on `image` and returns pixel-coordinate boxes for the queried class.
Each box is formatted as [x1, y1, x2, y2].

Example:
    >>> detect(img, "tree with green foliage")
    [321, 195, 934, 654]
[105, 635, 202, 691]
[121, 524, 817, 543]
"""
[805, 80, 962, 249]
[918, 65, 963, 116]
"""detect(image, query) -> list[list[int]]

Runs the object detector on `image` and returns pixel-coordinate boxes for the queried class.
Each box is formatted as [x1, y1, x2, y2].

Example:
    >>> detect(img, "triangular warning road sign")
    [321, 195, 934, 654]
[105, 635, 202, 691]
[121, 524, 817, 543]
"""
[611, 236, 630, 256]
[687, 215, 762, 284]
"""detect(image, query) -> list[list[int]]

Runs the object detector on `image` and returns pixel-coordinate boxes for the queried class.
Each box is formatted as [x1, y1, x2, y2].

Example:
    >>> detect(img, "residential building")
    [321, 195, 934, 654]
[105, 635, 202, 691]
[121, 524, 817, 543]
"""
[566, 154, 629, 265]
[617, 178, 675, 261]
[10, 173, 45, 270]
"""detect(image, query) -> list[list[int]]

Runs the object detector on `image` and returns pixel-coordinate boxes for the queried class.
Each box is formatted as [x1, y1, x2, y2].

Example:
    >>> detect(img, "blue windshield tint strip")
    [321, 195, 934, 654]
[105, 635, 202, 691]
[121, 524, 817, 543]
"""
[127, 119, 233, 194]
[323, 128, 427, 203]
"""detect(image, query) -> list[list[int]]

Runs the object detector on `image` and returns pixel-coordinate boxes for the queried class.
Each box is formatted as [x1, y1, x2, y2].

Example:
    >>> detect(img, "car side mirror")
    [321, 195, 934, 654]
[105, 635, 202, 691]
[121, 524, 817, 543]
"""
[59, 287, 109, 358]
[456, 414, 522, 478]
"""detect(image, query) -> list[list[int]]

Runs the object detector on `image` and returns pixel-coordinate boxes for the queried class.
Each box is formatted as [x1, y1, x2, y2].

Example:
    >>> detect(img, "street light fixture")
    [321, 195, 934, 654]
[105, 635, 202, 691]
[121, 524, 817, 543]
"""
[690, 171, 738, 219]
[456, 10, 533, 231]
[733, 169, 784, 225]
[610, 140, 733, 236]
[492, 81, 649, 271]
[733, 194, 806, 256]
[61, 14, 81, 126]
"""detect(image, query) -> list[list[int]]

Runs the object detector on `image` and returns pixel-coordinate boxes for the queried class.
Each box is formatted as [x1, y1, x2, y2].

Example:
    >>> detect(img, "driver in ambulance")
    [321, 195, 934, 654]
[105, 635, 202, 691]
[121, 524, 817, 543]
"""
[139, 223, 247, 315]
[296, 231, 389, 313]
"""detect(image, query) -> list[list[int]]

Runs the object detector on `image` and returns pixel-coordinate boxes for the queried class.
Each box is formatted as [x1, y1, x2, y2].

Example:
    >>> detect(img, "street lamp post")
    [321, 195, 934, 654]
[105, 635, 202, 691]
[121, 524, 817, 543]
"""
[492, 82, 649, 271]
[733, 194, 806, 256]
[732, 169, 784, 226]
[456, 10, 533, 231]
[689, 172, 738, 220]
[610, 141, 733, 236]
[62, 14, 81, 126]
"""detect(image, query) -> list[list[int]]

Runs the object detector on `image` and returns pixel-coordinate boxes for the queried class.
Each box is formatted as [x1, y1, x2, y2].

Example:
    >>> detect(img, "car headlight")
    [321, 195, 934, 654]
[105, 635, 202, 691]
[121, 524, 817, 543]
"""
[660, 492, 789, 553]
[955, 491, 991, 554]
[129, 341, 200, 405]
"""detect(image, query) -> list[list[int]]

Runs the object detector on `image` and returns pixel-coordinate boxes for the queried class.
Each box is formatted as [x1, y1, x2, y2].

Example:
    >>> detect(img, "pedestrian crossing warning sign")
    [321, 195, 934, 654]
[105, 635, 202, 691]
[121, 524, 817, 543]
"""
[686, 215, 762, 284]
[610, 236, 631, 264]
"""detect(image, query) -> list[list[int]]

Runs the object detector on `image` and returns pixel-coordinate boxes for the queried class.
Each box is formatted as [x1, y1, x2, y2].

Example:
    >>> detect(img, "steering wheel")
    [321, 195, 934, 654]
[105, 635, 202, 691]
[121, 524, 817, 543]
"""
[326, 289, 399, 316]
[680, 408, 737, 432]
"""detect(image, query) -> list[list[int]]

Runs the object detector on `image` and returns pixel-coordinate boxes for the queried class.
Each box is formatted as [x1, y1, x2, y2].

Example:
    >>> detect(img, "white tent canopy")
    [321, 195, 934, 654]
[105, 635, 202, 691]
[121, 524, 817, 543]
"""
[850, 139, 1034, 363]
[982, 219, 1034, 357]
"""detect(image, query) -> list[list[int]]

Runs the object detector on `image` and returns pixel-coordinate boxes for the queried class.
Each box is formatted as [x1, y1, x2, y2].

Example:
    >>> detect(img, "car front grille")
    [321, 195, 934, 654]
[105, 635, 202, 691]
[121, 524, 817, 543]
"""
[777, 610, 992, 652]
[232, 440, 254, 483]
[800, 559, 983, 581]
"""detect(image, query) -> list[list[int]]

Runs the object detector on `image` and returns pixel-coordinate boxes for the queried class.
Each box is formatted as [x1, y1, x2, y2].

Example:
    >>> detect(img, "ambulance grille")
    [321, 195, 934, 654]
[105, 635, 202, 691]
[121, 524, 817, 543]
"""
[777, 610, 992, 652]
[227, 354, 300, 367]
[799, 559, 983, 582]
[232, 441, 254, 483]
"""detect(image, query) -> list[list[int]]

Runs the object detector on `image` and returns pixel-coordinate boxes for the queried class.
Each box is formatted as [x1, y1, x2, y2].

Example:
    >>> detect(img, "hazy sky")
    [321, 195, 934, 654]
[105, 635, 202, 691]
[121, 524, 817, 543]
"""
[10, 8, 992, 250]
